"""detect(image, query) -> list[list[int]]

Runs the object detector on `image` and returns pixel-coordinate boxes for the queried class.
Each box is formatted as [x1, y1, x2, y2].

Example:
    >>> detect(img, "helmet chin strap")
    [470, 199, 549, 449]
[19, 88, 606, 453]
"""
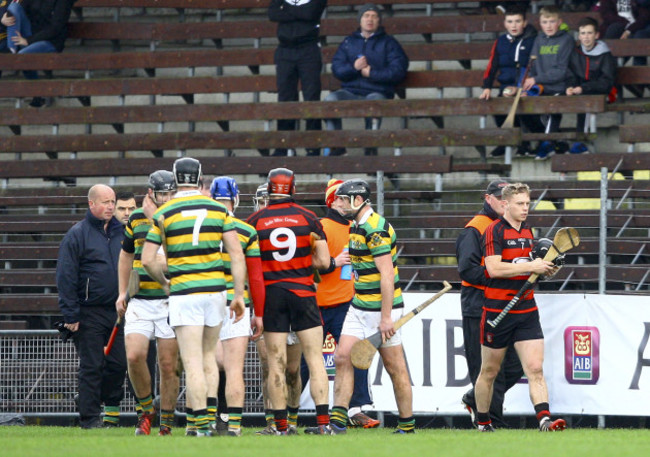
[342, 198, 369, 221]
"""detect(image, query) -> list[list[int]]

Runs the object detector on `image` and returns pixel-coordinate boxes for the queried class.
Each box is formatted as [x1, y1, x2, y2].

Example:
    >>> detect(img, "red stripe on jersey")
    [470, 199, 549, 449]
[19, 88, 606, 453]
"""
[247, 199, 325, 296]
[483, 218, 536, 312]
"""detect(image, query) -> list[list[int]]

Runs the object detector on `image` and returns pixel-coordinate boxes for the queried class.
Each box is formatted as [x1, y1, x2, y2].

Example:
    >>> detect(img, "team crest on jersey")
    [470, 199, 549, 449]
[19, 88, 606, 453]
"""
[368, 233, 386, 249]
[564, 326, 600, 384]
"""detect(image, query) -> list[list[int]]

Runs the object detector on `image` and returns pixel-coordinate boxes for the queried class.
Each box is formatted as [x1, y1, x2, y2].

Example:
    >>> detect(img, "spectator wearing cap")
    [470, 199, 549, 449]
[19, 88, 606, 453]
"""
[455, 180, 523, 429]
[300, 179, 379, 429]
[323, 4, 409, 157]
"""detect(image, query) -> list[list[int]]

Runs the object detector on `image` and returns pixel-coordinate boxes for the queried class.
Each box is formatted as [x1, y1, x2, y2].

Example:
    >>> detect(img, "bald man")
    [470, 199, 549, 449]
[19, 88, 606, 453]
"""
[57, 184, 128, 429]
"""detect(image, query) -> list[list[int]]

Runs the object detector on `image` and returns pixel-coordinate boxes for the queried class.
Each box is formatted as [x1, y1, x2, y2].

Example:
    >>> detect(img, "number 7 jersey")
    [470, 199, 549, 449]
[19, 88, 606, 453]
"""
[246, 198, 326, 298]
[146, 190, 236, 296]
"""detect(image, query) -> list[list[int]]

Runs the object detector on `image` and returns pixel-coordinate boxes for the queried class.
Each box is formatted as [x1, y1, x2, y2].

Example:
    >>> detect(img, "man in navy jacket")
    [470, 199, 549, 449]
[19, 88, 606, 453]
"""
[324, 4, 408, 156]
[57, 184, 127, 428]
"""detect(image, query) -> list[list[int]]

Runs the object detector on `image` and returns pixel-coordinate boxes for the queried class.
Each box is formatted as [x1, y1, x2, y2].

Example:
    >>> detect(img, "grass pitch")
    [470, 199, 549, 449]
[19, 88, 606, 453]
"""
[1, 426, 648, 457]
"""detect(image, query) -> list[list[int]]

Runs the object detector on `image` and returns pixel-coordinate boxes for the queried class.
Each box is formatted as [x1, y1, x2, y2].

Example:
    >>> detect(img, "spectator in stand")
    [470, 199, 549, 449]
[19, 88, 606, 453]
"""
[522, 5, 574, 160]
[480, 6, 537, 157]
[268, 0, 327, 157]
[599, 0, 650, 96]
[323, 4, 408, 157]
[565, 17, 617, 154]
[0, 0, 9, 53]
[1, 0, 76, 107]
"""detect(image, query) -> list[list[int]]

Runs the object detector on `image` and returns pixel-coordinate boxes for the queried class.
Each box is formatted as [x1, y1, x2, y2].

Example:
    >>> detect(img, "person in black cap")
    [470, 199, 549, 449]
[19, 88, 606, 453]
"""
[455, 179, 523, 429]
[323, 3, 408, 156]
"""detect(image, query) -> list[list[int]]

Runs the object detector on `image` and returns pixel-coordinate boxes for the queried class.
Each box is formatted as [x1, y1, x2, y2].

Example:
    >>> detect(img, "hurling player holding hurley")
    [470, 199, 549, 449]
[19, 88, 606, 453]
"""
[328, 179, 414, 434]
[474, 183, 565, 432]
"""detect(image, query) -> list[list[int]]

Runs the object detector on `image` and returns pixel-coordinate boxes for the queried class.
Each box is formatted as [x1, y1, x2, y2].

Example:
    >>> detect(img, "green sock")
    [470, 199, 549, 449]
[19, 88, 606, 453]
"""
[138, 394, 154, 415]
[330, 406, 348, 429]
[265, 410, 274, 426]
[103, 405, 120, 426]
[228, 407, 243, 432]
[160, 410, 174, 429]
[397, 416, 415, 432]
[287, 406, 299, 428]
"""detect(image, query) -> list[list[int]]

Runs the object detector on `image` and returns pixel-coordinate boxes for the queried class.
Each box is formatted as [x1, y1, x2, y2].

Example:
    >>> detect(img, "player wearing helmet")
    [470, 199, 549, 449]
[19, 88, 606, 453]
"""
[303, 179, 379, 431]
[326, 179, 414, 434]
[246, 168, 332, 435]
[116, 170, 179, 436]
[209, 176, 266, 437]
[141, 157, 247, 437]
[253, 183, 269, 212]
[475, 182, 565, 432]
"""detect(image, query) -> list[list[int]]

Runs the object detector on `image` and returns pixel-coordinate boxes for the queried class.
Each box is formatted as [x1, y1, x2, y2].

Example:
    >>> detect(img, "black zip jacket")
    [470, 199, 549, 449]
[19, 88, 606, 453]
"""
[566, 41, 617, 95]
[455, 201, 500, 318]
[268, 0, 327, 47]
[56, 210, 124, 323]
[22, 0, 76, 52]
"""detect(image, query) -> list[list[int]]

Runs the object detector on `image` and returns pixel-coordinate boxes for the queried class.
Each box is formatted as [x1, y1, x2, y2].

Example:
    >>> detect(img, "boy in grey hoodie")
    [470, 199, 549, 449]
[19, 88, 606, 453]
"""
[522, 5, 575, 160]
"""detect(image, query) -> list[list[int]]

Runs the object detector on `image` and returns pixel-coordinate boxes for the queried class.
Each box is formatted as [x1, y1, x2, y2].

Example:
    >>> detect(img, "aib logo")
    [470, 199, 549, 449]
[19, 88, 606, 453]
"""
[322, 333, 337, 381]
[564, 326, 600, 384]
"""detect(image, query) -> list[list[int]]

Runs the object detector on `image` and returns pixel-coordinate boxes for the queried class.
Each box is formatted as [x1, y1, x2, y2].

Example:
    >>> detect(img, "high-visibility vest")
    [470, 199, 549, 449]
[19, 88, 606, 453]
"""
[460, 214, 494, 290]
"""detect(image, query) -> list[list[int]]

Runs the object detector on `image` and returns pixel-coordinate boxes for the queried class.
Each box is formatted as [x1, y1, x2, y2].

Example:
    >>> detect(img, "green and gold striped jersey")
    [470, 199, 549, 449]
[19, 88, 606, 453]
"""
[122, 207, 167, 300]
[349, 209, 403, 311]
[223, 216, 260, 304]
[146, 190, 235, 296]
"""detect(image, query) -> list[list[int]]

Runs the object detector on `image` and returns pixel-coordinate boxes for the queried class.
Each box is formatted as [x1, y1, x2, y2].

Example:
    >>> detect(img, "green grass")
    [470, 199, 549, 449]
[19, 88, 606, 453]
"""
[1, 427, 649, 457]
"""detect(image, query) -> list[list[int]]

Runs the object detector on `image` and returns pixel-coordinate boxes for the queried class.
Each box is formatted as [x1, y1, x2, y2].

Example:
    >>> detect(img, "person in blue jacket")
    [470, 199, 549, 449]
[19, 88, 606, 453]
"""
[57, 184, 127, 429]
[323, 4, 408, 156]
[480, 6, 537, 157]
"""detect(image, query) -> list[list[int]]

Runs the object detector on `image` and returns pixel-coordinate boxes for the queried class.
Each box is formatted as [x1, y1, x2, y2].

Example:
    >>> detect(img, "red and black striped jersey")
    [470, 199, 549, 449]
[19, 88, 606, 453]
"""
[246, 198, 326, 297]
[483, 217, 536, 313]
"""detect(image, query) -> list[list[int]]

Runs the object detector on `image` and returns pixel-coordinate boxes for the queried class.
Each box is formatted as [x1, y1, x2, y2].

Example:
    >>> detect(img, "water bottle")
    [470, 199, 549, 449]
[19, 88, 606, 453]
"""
[340, 247, 352, 280]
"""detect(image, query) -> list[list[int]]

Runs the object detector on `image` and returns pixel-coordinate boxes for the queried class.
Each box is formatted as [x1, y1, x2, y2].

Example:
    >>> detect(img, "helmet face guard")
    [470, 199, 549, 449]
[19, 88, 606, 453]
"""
[173, 157, 202, 187]
[253, 183, 269, 212]
[335, 179, 371, 220]
[210, 176, 240, 211]
[147, 170, 176, 206]
[267, 168, 295, 197]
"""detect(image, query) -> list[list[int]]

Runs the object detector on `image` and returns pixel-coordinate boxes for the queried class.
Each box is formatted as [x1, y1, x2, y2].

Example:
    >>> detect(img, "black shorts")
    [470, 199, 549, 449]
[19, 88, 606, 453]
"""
[263, 285, 322, 333]
[481, 309, 544, 349]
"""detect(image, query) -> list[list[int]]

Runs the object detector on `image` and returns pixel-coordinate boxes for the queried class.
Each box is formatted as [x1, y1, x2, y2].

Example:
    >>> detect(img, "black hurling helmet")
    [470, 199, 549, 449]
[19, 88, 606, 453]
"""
[173, 157, 202, 187]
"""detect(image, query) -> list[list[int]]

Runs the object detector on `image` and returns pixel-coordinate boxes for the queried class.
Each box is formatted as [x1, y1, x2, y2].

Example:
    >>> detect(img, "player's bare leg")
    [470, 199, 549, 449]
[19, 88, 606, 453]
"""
[254, 337, 276, 434]
[126, 332, 156, 435]
[223, 335, 248, 436]
[157, 337, 179, 435]
[297, 326, 328, 405]
[264, 331, 290, 432]
[474, 346, 507, 431]
[515, 338, 547, 404]
[332, 334, 358, 409]
[378, 345, 412, 418]
[285, 341, 302, 434]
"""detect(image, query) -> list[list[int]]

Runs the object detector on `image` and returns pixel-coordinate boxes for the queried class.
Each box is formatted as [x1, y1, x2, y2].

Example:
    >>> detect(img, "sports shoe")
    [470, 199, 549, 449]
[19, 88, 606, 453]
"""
[516, 142, 533, 157]
[490, 146, 506, 157]
[227, 429, 242, 437]
[209, 415, 229, 436]
[539, 417, 567, 432]
[256, 423, 278, 435]
[478, 423, 495, 432]
[569, 142, 589, 154]
[159, 425, 172, 436]
[534, 141, 555, 161]
[135, 412, 155, 436]
[349, 412, 380, 429]
[393, 428, 415, 434]
[461, 393, 477, 428]
[185, 428, 197, 436]
[304, 423, 346, 435]
[196, 429, 215, 437]
[287, 425, 298, 435]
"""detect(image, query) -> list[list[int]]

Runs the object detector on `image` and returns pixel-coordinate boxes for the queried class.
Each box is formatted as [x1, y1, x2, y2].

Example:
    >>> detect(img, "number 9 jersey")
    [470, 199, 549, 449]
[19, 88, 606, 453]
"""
[247, 198, 326, 298]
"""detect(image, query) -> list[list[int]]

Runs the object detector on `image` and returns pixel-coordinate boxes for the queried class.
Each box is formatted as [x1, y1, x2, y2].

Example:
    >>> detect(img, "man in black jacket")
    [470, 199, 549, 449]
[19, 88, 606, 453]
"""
[268, 0, 327, 156]
[455, 180, 523, 429]
[57, 184, 127, 429]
